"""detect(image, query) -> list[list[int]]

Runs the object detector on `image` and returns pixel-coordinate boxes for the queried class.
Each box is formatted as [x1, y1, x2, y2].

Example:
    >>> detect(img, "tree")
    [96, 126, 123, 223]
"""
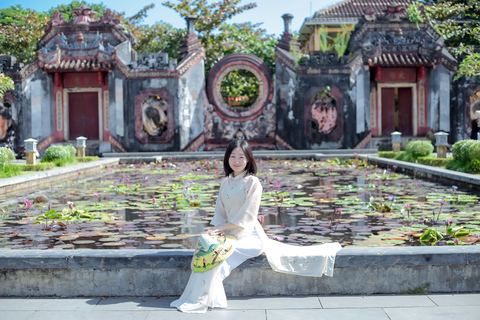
[0, 72, 14, 100]
[416, 0, 480, 78]
[162, 0, 257, 56]
[116, 4, 187, 59]
[47, 1, 108, 22]
[0, 5, 49, 66]
[206, 22, 276, 73]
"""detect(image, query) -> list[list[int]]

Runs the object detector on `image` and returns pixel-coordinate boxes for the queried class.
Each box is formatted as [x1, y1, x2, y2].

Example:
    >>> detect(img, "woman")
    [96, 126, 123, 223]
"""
[170, 140, 341, 313]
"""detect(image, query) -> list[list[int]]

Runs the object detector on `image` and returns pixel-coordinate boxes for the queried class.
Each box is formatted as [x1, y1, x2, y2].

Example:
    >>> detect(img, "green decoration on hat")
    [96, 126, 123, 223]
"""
[191, 234, 237, 272]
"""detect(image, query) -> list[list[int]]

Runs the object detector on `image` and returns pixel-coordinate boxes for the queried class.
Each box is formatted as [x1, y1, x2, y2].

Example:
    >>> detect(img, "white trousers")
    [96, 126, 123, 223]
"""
[170, 229, 263, 313]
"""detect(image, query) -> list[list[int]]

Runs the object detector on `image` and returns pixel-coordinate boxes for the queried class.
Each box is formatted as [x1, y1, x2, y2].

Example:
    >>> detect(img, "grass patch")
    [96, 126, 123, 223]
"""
[378, 151, 400, 159]
[406, 285, 429, 295]
[16, 163, 56, 171]
[76, 156, 99, 163]
[0, 164, 22, 179]
[1, 156, 101, 179]
[416, 156, 453, 167]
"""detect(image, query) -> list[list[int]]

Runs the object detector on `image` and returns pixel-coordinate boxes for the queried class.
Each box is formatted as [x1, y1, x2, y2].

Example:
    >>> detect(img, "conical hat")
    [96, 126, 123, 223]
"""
[191, 234, 237, 272]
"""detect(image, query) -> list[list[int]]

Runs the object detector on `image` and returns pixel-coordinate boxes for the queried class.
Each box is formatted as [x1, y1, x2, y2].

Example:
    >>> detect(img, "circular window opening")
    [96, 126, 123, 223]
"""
[220, 69, 259, 111]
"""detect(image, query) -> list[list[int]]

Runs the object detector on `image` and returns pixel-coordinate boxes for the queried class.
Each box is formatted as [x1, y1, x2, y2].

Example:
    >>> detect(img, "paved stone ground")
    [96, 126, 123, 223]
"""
[1, 293, 479, 320]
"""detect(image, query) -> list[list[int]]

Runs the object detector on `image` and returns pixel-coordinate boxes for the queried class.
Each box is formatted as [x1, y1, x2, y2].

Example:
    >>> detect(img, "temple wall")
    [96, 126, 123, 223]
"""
[121, 77, 178, 151]
[177, 60, 205, 150]
[450, 73, 480, 143]
[14, 68, 54, 147]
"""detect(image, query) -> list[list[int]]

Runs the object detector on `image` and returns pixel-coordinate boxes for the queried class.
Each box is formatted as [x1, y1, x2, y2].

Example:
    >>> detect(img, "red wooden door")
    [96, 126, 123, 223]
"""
[398, 87, 413, 136]
[68, 92, 99, 140]
[381, 88, 395, 136]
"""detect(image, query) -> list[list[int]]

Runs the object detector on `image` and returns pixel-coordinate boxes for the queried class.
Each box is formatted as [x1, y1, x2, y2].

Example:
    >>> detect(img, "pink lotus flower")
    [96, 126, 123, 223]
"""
[93, 193, 100, 197]
[26, 202, 32, 209]
[24, 198, 28, 205]
[258, 215, 264, 223]
[69, 203, 73, 210]
[152, 197, 156, 204]
[338, 208, 342, 214]
[405, 204, 411, 210]
[127, 183, 131, 187]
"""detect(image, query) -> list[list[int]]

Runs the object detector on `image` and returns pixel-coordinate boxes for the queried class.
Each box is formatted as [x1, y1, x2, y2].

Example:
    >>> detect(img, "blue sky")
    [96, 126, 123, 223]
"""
[1, 0, 337, 36]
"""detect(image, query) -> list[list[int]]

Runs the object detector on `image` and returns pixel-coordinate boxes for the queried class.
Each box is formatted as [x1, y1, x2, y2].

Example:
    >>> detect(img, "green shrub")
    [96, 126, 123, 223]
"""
[65, 145, 76, 157]
[451, 139, 478, 163]
[378, 151, 399, 159]
[445, 160, 468, 172]
[394, 151, 416, 162]
[466, 159, 480, 173]
[470, 142, 480, 160]
[406, 140, 434, 158]
[42, 145, 77, 166]
[76, 156, 99, 163]
[416, 156, 453, 167]
[17, 163, 56, 171]
[0, 147, 15, 167]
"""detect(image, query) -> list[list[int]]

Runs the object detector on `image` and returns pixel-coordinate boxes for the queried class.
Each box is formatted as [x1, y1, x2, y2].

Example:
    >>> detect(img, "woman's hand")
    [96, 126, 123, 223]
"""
[206, 229, 224, 236]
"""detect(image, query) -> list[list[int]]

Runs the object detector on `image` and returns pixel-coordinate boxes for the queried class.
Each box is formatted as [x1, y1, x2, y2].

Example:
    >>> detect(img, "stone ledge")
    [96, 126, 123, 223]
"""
[2, 246, 479, 269]
[0, 158, 120, 194]
[102, 149, 378, 158]
[364, 156, 480, 189]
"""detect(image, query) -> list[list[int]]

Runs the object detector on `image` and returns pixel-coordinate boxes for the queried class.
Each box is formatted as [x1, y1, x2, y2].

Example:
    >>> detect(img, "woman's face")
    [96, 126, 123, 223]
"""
[229, 146, 247, 176]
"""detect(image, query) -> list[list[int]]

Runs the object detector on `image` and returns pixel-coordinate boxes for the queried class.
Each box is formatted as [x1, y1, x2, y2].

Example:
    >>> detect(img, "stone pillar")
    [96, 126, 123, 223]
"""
[277, 14, 299, 52]
[24, 138, 37, 165]
[391, 131, 402, 152]
[76, 136, 87, 158]
[435, 131, 448, 158]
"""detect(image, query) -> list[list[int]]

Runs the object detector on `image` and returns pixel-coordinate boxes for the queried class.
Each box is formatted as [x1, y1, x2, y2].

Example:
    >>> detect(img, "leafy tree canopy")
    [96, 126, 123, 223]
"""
[420, 0, 480, 77]
[47, 1, 108, 22]
[0, 5, 49, 65]
[0, 72, 14, 100]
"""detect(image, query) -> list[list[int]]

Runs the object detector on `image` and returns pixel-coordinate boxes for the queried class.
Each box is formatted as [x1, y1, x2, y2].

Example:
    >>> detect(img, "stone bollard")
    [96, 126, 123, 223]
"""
[435, 131, 449, 158]
[76, 136, 87, 158]
[24, 138, 37, 165]
[391, 131, 402, 152]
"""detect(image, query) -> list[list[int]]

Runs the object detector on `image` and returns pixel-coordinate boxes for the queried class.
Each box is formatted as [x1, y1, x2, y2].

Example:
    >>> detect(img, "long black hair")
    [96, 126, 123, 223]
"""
[223, 140, 257, 177]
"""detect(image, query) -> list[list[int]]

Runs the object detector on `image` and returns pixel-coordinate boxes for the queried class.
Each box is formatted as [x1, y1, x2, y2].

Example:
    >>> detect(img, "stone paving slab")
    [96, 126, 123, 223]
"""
[267, 308, 390, 320]
[226, 296, 322, 309]
[427, 293, 480, 306]
[0, 311, 34, 320]
[319, 295, 437, 308]
[93, 297, 175, 310]
[146, 309, 266, 320]
[384, 306, 480, 320]
[26, 311, 149, 320]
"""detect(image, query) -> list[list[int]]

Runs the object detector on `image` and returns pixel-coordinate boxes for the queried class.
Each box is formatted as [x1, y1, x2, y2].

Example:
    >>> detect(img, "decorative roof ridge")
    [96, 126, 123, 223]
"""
[313, 0, 353, 18]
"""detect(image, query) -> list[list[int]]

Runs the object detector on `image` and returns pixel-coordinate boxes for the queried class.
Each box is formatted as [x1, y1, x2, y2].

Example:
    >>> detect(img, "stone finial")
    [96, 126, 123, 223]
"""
[277, 14, 299, 52]
[179, 15, 203, 60]
[282, 14, 293, 34]
[186, 15, 197, 35]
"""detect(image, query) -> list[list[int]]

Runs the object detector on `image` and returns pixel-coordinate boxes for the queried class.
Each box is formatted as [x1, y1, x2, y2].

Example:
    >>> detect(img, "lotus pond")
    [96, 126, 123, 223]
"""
[0, 158, 479, 250]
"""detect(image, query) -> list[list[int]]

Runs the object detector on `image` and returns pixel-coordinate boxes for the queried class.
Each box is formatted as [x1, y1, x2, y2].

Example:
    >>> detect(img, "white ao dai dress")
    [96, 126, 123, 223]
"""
[170, 171, 341, 313]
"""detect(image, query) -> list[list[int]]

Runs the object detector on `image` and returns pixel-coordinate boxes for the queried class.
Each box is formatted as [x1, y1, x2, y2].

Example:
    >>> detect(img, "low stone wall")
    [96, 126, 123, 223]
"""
[1, 246, 479, 297]
[364, 156, 480, 190]
[0, 158, 120, 194]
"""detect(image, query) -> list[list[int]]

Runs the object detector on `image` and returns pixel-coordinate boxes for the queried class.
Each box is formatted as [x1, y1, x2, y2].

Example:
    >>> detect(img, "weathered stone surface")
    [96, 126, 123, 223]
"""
[1, 246, 479, 296]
